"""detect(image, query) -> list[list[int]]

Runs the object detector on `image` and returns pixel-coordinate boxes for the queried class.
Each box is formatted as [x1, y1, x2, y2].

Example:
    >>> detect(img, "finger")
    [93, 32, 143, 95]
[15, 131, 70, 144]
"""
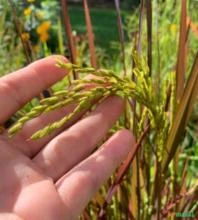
[4, 75, 103, 157]
[0, 140, 67, 219]
[56, 129, 134, 219]
[33, 96, 125, 181]
[0, 213, 24, 220]
[0, 55, 68, 124]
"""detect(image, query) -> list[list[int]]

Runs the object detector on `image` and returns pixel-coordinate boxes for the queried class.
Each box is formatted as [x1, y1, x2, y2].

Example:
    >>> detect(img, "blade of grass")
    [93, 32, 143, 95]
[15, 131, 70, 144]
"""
[137, 0, 145, 54]
[173, 0, 188, 202]
[155, 0, 161, 98]
[131, 5, 146, 216]
[60, 0, 78, 79]
[57, 17, 64, 55]
[162, 52, 198, 173]
[132, 4, 145, 216]
[136, 154, 141, 219]
[176, 0, 187, 100]
[114, 0, 126, 76]
[8, 0, 32, 64]
[130, 158, 138, 219]
[145, 0, 152, 76]
[83, 0, 97, 68]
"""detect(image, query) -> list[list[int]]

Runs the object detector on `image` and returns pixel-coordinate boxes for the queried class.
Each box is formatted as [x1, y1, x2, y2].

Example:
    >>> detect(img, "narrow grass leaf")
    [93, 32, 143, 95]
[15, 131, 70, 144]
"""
[83, 0, 97, 68]
[114, 0, 126, 76]
[162, 52, 198, 172]
[60, 0, 78, 79]
[176, 0, 187, 100]
[57, 17, 64, 55]
[145, 0, 152, 76]
[130, 158, 138, 219]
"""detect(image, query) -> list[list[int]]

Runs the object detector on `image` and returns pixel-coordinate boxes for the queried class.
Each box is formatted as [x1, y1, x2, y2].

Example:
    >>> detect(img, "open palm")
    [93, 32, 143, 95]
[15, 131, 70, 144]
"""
[0, 56, 133, 220]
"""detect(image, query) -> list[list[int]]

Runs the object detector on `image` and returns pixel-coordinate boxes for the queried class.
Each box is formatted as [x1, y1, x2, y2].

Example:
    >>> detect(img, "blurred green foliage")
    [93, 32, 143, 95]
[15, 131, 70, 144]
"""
[0, 1, 25, 75]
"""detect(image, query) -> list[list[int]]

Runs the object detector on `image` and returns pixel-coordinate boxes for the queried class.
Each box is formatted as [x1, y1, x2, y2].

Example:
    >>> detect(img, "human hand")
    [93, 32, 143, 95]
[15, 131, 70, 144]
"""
[0, 56, 134, 220]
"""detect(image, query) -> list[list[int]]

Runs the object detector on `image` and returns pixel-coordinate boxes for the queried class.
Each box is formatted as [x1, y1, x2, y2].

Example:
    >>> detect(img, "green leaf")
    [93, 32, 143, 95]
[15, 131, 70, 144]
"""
[162, 52, 198, 172]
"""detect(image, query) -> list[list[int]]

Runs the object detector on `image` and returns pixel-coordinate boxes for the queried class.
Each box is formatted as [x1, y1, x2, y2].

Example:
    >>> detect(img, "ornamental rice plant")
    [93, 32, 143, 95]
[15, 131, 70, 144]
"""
[6, 0, 198, 219]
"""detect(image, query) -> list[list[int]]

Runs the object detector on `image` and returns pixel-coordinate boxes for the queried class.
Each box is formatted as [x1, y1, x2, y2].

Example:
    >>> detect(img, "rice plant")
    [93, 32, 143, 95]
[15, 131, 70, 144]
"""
[5, 0, 198, 219]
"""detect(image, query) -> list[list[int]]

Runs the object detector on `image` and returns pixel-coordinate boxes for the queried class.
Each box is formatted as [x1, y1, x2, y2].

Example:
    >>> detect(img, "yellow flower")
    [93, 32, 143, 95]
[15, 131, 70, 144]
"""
[21, 32, 30, 41]
[36, 21, 51, 43]
[36, 21, 51, 34]
[170, 24, 177, 33]
[40, 32, 49, 43]
[24, 7, 32, 16]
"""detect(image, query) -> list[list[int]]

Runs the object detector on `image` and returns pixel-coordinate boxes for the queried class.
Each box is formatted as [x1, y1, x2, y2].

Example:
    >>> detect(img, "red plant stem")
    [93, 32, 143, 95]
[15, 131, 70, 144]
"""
[98, 124, 150, 219]
[176, 0, 187, 100]
[83, 0, 97, 68]
[60, 0, 78, 79]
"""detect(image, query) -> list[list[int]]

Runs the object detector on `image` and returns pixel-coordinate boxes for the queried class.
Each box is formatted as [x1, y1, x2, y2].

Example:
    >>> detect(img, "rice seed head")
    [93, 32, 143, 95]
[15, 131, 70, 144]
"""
[8, 51, 170, 149]
[8, 123, 23, 137]
[40, 97, 59, 105]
